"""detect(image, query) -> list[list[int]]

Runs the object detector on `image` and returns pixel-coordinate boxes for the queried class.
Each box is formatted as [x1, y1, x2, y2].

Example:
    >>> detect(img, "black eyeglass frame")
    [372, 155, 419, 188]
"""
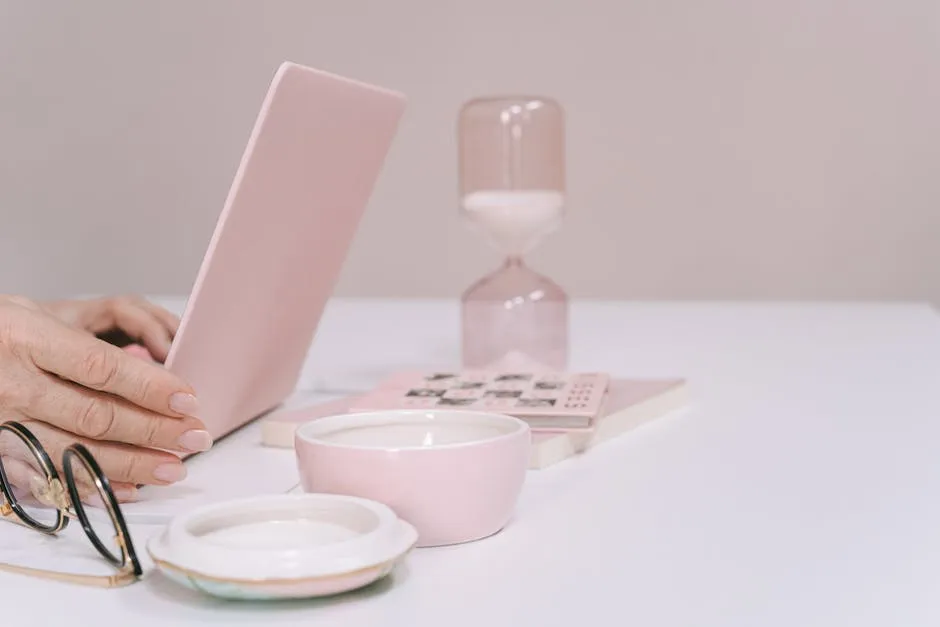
[0, 421, 142, 587]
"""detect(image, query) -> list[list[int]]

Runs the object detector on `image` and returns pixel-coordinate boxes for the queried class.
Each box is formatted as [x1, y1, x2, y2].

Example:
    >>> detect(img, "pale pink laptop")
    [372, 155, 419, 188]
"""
[164, 62, 406, 443]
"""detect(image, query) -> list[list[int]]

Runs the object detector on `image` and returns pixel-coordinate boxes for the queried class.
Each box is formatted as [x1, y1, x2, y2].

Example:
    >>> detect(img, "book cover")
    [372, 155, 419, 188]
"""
[528, 378, 688, 469]
[347, 370, 610, 428]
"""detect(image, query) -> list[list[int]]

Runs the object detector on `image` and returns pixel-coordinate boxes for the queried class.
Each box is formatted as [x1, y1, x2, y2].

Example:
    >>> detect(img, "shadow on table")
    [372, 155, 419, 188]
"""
[138, 563, 409, 611]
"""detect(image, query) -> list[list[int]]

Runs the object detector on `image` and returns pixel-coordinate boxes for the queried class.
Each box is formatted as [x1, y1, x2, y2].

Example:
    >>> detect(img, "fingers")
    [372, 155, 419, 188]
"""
[2, 455, 138, 507]
[108, 301, 173, 362]
[88, 480, 138, 505]
[102, 295, 179, 343]
[38, 295, 180, 363]
[65, 460, 139, 506]
[135, 299, 180, 337]
[0, 298, 199, 499]
[25, 373, 211, 454]
[21, 421, 187, 487]
[21, 312, 201, 419]
[0, 456, 46, 501]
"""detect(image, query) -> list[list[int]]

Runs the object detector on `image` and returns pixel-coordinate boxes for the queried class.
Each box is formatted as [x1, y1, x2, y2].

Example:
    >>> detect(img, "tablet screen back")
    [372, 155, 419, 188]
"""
[164, 62, 406, 441]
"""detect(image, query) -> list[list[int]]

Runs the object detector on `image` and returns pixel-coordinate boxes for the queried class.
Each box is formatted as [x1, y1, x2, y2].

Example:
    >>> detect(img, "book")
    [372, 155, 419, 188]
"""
[261, 395, 362, 450]
[260, 378, 689, 470]
[347, 370, 610, 429]
[528, 378, 688, 468]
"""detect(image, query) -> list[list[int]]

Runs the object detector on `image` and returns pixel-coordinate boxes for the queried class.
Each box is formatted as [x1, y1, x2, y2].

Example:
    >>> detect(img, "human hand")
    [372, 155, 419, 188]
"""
[40, 295, 179, 363]
[0, 296, 211, 504]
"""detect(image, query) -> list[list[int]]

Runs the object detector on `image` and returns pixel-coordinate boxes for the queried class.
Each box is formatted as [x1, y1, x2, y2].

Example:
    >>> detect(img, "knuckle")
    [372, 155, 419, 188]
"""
[0, 377, 22, 409]
[79, 348, 120, 390]
[110, 295, 140, 311]
[105, 296, 125, 311]
[75, 397, 117, 440]
[19, 379, 46, 413]
[0, 309, 28, 353]
[0, 373, 40, 414]
[118, 361, 153, 403]
[6, 295, 38, 310]
[115, 453, 144, 483]
[142, 415, 162, 446]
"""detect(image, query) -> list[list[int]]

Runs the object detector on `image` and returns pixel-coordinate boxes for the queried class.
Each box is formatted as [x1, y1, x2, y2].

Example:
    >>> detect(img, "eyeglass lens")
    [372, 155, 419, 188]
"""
[0, 429, 58, 529]
[63, 450, 125, 566]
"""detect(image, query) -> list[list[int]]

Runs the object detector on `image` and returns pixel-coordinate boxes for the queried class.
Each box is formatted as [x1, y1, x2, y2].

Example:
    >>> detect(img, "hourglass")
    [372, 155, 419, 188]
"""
[458, 96, 569, 370]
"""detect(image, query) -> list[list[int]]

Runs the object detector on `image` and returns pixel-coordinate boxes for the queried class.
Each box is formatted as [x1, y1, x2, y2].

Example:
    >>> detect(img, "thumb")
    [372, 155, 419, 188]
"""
[0, 456, 47, 504]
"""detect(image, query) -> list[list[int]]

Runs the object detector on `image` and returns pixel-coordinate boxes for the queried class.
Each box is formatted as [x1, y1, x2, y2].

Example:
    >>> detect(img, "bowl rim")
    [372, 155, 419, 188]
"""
[294, 409, 530, 451]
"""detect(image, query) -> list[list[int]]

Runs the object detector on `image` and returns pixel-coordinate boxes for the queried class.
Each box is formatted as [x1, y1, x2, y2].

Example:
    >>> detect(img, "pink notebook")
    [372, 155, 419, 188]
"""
[347, 370, 611, 428]
[529, 378, 688, 468]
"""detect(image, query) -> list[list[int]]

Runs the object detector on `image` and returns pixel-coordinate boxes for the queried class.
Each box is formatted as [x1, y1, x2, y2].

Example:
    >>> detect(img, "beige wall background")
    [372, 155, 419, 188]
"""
[1, 0, 938, 301]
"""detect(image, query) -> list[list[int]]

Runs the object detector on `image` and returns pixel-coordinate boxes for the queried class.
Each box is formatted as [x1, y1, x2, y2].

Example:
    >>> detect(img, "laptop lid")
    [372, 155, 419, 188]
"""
[164, 62, 406, 441]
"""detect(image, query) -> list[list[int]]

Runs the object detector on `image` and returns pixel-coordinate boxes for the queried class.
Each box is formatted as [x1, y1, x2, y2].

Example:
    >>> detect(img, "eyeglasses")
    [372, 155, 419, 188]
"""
[0, 421, 141, 588]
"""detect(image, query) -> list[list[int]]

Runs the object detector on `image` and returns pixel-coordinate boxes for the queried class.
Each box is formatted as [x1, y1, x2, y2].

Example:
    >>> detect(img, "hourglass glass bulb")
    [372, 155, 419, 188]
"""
[458, 96, 566, 258]
[457, 96, 569, 370]
[461, 190, 564, 258]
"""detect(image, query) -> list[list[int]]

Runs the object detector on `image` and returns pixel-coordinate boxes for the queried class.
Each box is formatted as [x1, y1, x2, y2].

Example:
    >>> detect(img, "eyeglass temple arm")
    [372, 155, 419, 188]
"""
[0, 561, 137, 588]
[0, 503, 135, 588]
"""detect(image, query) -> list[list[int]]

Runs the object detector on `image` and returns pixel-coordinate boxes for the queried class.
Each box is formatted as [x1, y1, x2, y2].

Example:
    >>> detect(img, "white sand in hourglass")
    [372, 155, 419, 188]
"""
[461, 190, 564, 257]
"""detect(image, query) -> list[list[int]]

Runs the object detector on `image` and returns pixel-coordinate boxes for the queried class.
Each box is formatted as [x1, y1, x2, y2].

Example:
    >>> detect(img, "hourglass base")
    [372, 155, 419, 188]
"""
[461, 258, 568, 370]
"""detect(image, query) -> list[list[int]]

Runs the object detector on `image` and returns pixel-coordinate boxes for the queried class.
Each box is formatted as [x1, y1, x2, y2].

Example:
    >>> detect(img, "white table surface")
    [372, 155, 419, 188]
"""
[4, 297, 940, 626]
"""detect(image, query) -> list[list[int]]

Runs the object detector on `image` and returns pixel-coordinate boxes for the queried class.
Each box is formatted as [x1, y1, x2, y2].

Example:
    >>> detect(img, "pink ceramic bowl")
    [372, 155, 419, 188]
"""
[294, 410, 530, 547]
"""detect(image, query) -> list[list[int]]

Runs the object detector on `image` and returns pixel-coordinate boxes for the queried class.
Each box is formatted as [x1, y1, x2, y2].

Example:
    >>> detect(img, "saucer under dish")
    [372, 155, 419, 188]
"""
[146, 493, 417, 600]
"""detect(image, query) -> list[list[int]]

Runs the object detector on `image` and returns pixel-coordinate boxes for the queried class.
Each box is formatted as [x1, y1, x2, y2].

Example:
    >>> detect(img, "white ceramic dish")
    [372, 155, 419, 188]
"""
[295, 410, 530, 547]
[146, 493, 417, 600]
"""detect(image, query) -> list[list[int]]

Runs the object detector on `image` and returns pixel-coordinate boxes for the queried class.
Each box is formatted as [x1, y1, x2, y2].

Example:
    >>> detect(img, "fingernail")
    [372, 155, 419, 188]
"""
[113, 486, 138, 502]
[177, 429, 212, 452]
[153, 463, 187, 483]
[123, 344, 150, 360]
[169, 392, 199, 417]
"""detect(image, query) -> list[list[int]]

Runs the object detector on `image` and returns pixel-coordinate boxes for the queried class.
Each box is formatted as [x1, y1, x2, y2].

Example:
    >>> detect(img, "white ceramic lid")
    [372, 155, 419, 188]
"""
[147, 493, 417, 581]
